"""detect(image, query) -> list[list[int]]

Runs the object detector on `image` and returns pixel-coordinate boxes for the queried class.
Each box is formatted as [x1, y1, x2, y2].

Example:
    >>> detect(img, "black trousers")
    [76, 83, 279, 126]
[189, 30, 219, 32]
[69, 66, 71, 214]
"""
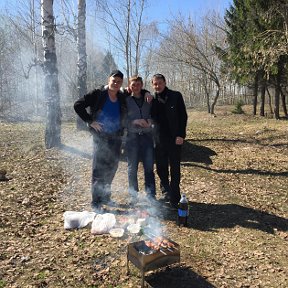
[91, 134, 122, 205]
[155, 137, 182, 204]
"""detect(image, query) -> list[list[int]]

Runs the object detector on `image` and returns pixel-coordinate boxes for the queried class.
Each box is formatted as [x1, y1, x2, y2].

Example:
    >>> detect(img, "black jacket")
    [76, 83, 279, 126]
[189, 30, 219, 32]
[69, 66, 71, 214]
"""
[151, 87, 187, 139]
[74, 87, 127, 132]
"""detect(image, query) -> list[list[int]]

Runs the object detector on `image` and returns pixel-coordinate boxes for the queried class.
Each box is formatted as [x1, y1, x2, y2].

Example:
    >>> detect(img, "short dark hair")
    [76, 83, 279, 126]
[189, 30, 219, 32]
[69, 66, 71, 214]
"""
[152, 73, 166, 82]
[129, 75, 143, 84]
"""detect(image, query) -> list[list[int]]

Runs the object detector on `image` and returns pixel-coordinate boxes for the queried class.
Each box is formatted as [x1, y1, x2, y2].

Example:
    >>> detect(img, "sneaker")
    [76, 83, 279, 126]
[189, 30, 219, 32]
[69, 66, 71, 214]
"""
[103, 199, 118, 207]
[127, 194, 139, 205]
[91, 202, 103, 212]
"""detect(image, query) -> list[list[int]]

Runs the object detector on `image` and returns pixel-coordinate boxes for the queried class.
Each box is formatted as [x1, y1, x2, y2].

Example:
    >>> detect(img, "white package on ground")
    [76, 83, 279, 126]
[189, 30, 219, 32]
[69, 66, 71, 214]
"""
[63, 211, 96, 229]
[91, 213, 116, 234]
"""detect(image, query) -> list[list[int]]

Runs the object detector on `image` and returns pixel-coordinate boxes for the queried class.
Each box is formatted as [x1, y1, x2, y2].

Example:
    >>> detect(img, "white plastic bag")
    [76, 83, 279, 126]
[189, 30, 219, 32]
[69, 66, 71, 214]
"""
[91, 213, 116, 234]
[63, 211, 96, 230]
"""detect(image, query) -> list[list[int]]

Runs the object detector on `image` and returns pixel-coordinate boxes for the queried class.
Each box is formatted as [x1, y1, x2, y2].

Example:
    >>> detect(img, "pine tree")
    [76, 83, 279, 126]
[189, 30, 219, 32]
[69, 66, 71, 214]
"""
[224, 0, 287, 118]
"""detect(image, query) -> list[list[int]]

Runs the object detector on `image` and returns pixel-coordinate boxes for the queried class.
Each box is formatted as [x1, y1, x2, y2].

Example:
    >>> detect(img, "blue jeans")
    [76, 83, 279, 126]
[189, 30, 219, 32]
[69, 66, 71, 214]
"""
[126, 132, 155, 197]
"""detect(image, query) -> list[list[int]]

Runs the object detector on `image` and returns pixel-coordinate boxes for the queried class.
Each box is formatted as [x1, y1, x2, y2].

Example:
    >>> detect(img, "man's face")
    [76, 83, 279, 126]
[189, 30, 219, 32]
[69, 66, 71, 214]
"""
[152, 78, 166, 93]
[108, 76, 123, 92]
[129, 80, 143, 95]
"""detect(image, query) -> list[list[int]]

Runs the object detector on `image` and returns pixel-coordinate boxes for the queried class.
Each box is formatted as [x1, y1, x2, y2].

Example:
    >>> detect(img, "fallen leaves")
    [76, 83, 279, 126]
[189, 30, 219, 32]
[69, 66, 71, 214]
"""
[1, 112, 288, 287]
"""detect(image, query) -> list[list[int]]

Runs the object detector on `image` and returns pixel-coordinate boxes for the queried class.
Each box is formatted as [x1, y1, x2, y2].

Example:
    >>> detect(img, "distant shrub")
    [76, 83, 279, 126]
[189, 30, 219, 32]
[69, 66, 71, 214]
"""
[232, 100, 245, 114]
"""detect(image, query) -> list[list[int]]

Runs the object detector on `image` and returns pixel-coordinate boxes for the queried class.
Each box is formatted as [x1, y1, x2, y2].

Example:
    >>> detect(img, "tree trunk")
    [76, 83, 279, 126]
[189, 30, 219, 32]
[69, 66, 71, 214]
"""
[76, 0, 88, 130]
[41, 0, 61, 148]
[202, 76, 210, 113]
[210, 86, 220, 115]
[274, 60, 283, 120]
[266, 87, 274, 114]
[210, 78, 221, 115]
[125, 0, 131, 80]
[259, 76, 266, 117]
[274, 85, 280, 119]
[134, 0, 145, 76]
[253, 72, 259, 116]
[280, 87, 288, 118]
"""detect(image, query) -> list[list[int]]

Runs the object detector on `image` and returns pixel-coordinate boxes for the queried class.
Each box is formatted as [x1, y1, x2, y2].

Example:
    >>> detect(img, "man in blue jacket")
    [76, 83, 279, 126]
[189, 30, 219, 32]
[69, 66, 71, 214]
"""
[74, 70, 126, 209]
[151, 74, 188, 208]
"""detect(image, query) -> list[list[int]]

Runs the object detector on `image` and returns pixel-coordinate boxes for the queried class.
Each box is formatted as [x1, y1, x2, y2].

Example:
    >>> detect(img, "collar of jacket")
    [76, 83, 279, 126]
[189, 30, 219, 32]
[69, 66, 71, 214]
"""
[156, 87, 168, 103]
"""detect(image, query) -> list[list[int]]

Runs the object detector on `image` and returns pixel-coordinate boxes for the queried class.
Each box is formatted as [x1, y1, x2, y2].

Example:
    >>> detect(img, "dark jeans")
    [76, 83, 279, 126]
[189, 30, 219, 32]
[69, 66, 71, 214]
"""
[91, 134, 122, 206]
[155, 137, 182, 204]
[126, 132, 155, 197]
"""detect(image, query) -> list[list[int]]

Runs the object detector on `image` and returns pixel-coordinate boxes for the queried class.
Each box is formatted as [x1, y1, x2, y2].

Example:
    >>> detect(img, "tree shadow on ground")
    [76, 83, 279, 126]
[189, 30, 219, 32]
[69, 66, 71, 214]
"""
[181, 141, 217, 165]
[185, 137, 288, 148]
[160, 202, 288, 234]
[145, 265, 216, 288]
[59, 144, 92, 159]
[181, 162, 288, 177]
[58, 140, 217, 165]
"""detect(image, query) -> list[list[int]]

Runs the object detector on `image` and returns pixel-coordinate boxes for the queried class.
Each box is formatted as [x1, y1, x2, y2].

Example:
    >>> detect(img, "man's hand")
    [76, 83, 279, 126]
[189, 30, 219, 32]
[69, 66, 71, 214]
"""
[125, 86, 132, 94]
[145, 92, 153, 103]
[90, 121, 103, 132]
[132, 119, 150, 128]
[175, 136, 184, 145]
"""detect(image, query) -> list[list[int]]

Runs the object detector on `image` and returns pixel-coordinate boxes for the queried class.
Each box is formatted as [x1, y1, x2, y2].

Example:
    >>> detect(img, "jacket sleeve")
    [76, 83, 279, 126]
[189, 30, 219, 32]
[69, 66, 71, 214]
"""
[74, 89, 98, 124]
[177, 92, 188, 139]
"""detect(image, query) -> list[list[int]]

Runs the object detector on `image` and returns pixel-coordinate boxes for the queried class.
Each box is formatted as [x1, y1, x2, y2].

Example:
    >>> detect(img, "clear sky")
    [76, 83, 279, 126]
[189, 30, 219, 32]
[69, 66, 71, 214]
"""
[145, 0, 232, 25]
[0, 0, 232, 21]
[0, 0, 233, 61]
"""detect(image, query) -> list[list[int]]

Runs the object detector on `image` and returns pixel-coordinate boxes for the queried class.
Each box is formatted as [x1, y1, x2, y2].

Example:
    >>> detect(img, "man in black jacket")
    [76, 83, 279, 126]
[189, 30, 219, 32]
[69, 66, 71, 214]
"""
[151, 74, 188, 208]
[74, 70, 126, 209]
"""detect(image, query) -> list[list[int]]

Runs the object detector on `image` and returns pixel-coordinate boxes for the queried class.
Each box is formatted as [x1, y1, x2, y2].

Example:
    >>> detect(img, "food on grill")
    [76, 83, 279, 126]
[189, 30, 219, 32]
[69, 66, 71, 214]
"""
[127, 238, 180, 288]
[144, 237, 175, 251]
[144, 240, 160, 251]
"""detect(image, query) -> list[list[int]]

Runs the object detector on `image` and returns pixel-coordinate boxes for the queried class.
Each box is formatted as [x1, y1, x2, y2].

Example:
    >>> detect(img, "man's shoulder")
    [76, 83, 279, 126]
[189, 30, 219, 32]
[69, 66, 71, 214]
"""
[141, 88, 150, 94]
[84, 87, 107, 106]
[117, 89, 126, 100]
[166, 88, 182, 97]
[88, 87, 103, 95]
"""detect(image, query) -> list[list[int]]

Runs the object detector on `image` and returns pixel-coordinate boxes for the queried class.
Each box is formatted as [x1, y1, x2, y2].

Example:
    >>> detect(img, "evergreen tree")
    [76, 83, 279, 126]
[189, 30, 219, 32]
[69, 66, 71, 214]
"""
[101, 51, 117, 78]
[96, 51, 117, 85]
[224, 0, 287, 118]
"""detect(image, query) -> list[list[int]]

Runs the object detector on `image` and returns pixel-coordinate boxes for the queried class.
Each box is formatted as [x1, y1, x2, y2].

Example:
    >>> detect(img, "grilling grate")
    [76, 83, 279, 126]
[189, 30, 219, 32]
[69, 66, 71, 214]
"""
[127, 238, 180, 287]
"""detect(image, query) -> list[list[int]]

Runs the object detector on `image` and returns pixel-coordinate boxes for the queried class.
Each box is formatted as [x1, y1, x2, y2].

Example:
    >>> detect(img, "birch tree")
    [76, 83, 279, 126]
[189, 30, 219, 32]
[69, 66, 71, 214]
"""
[76, 0, 87, 129]
[41, 0, 61, 148]
[95, 0, 148, 79]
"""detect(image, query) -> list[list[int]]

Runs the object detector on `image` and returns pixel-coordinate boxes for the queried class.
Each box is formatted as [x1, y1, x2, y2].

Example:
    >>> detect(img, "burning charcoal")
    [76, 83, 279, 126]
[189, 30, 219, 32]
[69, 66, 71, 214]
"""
[135, 241, 155, 255]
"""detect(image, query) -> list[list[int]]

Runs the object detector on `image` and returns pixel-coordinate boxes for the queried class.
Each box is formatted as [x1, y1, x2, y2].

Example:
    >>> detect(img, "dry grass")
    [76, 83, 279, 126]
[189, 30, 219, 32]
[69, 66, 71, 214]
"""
[0, 106, 287, 288]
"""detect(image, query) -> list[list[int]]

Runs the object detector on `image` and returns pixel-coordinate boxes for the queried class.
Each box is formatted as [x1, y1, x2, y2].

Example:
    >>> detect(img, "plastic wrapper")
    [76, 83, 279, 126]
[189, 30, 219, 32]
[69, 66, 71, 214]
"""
[63, 211, 96, 230]
[91, 213, 116, 234]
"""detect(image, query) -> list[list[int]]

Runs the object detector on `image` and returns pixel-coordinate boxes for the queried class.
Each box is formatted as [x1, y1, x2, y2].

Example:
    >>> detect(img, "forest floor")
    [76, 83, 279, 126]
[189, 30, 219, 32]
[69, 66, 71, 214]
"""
[0, 106, 287, 288]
